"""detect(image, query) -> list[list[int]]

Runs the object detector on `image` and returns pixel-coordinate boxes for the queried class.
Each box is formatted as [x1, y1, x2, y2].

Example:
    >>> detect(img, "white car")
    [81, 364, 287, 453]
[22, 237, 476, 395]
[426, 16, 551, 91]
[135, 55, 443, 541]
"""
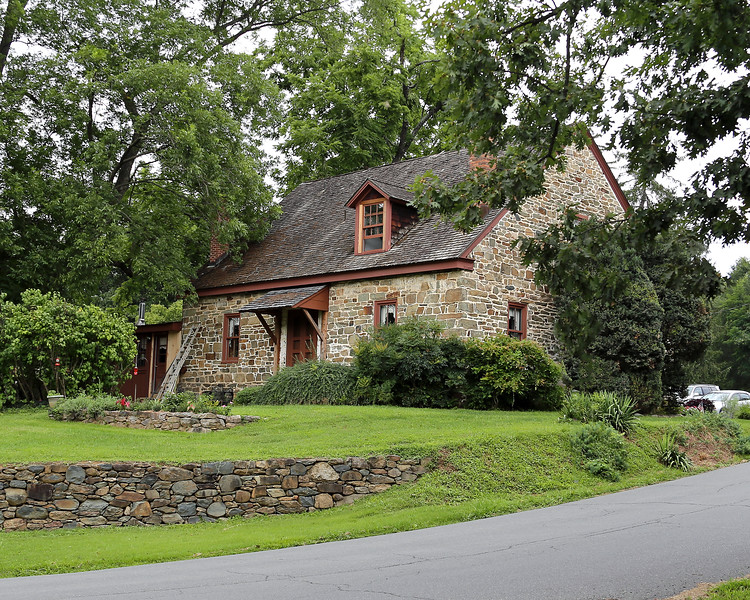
[681, 384, 720, 404]
[702, 390, 750, 414]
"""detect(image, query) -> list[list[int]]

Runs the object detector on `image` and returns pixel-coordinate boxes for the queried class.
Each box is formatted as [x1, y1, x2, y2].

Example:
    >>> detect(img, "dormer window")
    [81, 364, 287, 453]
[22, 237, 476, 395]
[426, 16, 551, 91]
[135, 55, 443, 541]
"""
[347, 179, 419, 256]
[361, 199, 385, 252]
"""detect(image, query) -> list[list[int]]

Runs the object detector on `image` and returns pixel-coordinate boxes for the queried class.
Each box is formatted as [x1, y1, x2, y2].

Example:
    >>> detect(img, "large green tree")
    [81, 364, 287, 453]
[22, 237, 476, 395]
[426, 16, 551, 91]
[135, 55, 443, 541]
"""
[0, 0, 338, 306]
[271, 0, 448, 192]
[519, 210, 720, 410]
[413, 0, 750, 243]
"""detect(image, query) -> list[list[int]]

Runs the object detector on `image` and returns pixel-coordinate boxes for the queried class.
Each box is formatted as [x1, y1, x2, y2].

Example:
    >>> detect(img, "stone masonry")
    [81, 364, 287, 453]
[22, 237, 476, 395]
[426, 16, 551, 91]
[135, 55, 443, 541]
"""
[66, 410, 260, 433]
[0, 456, 428, 531]
[180, 145, 626, 393]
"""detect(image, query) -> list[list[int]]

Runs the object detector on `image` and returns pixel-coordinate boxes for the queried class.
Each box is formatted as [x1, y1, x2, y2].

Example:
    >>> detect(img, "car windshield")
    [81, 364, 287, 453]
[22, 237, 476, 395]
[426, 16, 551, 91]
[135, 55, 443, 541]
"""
[705, 392, 729, 401]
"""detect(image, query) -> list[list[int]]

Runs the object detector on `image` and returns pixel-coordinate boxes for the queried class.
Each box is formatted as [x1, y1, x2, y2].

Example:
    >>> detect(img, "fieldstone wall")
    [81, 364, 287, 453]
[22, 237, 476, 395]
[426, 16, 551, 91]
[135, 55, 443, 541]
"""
[69, 410, 259, 433]
[180, 144, 626, 392]
[0, 456, 428, 531]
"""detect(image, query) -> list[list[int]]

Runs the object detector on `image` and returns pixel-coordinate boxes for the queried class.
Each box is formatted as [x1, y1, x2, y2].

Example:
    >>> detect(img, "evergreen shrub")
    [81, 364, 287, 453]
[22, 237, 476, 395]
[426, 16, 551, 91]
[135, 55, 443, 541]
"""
[570, 422, 628, 481]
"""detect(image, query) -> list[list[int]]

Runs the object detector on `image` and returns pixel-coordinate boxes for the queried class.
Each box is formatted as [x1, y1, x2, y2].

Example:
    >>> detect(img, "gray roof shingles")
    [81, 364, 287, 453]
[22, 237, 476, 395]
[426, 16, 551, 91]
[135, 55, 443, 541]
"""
[195, 150, 497, 291]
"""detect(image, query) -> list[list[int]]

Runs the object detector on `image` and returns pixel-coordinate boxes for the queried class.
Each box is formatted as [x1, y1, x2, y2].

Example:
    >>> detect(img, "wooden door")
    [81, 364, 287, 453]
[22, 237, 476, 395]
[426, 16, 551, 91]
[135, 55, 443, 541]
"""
[151, 334, 169, 394]
[120, 335, 152, 399]
[286, 311, 317, 365]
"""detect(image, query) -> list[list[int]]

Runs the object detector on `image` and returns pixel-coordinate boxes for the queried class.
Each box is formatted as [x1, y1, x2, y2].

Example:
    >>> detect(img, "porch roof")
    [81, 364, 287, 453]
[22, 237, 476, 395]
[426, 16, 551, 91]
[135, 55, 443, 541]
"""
[238, 284, 329, 313]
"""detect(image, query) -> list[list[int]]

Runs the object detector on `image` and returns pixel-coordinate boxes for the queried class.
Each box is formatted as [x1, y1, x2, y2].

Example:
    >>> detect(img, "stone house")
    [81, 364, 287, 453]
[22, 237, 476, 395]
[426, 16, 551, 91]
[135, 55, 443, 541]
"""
[179, 141, 629, 395]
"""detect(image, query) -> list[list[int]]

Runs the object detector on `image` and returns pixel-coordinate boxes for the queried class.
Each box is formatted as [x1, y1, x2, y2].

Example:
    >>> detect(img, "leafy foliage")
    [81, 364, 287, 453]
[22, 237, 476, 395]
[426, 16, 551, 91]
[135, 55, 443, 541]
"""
[413, 0, 750, 249]
[735, 406, 750, 420]
[352, 319, 469, 408]
[0, 290, 135, 407]
[570, 422, 628, 481]
[49, 391, 229, 419]
[236, 360, 356, 405]
[519, 209, 720, 412]
[653, 432, 692, 471]
[464, 335, 565, 410]
[274, 0, 447, 192]
[48, 394, 122, 420]
[160, 392, 230, 415]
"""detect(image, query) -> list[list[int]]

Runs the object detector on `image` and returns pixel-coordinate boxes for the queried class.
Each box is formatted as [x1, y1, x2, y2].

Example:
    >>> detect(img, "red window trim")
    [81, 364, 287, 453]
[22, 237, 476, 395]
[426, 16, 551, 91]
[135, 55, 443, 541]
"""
[508, 303, 527, 340]
[223, 313, 240, 363]
[374, 299, 398, 328]
[356, 198, 392, 255]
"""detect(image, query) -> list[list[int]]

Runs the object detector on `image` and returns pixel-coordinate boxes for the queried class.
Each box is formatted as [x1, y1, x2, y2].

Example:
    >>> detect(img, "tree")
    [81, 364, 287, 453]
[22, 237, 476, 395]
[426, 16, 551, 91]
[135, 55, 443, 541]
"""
[0, 290, 136, 407]
[0, 0, 339, 306]
[519, 210, 720, 410]
[271, 0, 448, 192]
[412, 0, 750, 244]
[704, 259, 750, 390]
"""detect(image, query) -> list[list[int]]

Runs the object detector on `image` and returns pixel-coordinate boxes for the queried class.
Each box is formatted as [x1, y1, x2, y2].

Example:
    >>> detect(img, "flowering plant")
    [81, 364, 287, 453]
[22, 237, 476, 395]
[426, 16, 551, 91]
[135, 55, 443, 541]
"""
[117, 397, 131, 409]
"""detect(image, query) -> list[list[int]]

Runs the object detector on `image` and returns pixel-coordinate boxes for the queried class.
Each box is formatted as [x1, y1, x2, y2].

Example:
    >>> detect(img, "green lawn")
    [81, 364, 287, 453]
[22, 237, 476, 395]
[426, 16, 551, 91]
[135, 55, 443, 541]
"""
[0, 406, 745, 579]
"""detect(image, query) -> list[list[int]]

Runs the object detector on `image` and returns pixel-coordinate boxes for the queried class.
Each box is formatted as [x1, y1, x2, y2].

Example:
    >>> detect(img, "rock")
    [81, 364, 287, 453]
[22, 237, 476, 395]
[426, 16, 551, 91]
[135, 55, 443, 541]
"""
[131, 501, 152, 517]
[281, 476, 298, 490]
[4, 518, 26, 530]
[159, 466, 193, 481]
[172, 480, 198, 496]
[54, 499, 79, 511]
[17, 505, 48, 520]
[65, 465, 86, 484]
[162, 513, 183, 525]
[341, 470, 363, 481]
[235, 490, 252, 503]
[177, 502, 197, 517]
[218, 475, 242, 493]
[40, 473, 65, 484]
[80, 516, 107, 526]
[206, 502, 226, 518]
[79, 499, 108, 515]
[5, 488, 27, 506]
[314, 493, 334, 509]
[290, 463, 307, 476]
[308, 462, 339, 482]
[116, 491, 145, 502]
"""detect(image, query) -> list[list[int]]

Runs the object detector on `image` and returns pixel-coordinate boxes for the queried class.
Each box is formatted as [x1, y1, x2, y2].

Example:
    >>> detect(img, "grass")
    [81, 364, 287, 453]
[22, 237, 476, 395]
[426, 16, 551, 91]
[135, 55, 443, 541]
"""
[0, 406, 747, 579]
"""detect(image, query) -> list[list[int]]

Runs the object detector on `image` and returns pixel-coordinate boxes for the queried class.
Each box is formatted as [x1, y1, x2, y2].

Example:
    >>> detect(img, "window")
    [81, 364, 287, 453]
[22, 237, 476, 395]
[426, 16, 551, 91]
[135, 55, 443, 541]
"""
[508, 303, 526, 340]
[374, 299, 397, 328]
[223, 313, 240, 362]
[361, 200, 385, 252]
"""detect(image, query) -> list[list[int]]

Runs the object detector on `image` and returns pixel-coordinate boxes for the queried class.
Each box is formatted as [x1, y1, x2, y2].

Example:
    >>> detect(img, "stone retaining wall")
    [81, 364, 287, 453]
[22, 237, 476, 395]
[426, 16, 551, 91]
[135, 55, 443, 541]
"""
[0, 456, 429, 531]
[57, 411, 259, 433]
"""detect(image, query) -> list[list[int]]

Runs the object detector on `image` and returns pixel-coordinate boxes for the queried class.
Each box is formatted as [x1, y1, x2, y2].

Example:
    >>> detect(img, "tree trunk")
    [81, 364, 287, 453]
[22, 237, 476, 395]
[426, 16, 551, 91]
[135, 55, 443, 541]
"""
[0, 0, 28, 78]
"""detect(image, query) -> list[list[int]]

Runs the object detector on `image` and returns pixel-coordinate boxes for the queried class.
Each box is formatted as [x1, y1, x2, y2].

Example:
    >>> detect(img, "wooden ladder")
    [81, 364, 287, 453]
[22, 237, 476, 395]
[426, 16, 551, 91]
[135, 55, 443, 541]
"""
[155, 326, 198, 401]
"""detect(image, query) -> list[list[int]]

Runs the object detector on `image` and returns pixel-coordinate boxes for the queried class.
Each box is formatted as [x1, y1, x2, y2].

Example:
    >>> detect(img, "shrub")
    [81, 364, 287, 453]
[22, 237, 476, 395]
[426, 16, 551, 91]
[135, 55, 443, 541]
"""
[560, 391, 600, 423]
[352, 319, 468, 408]
[570, 422, 628, 481]
[654, 432, 692, 471]
[49, 394, 122, 420]
[733, 435, 750, 455]
[241, 360, 356, 405]
[736, 406, 750, 420]
[464, 336, 565, 410]
[684, 410, 741, 441]
[160, 392, 230, 415]
[234, 387, 261, 405]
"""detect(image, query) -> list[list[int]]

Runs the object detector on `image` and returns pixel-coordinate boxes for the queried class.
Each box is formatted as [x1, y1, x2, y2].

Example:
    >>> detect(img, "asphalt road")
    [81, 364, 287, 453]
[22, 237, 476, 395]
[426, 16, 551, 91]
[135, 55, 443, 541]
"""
[4, 462, 750, 600]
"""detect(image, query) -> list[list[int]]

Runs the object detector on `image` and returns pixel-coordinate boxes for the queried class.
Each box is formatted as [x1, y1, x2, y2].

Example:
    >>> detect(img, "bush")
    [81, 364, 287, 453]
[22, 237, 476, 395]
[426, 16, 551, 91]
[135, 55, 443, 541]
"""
[0, 290, 135, 407]
[462, 336, 565, 410]
[353, 319, 468, 408]
[736, 406, 750, 420]
[570, 422, 628, 481]
[49, 394, 122, 420]
[733, 435, 750, 455]
[560, 391, 638, 434]
[160, 391, 230, 415]
[654, 432, 692, 471]
[239, 360, 356, 405]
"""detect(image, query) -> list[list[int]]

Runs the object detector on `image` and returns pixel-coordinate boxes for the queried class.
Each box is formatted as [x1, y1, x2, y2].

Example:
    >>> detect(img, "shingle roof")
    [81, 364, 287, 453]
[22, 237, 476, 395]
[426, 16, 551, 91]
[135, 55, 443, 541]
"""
[239, 285, 327, 312]
[195, 150, 497, 291]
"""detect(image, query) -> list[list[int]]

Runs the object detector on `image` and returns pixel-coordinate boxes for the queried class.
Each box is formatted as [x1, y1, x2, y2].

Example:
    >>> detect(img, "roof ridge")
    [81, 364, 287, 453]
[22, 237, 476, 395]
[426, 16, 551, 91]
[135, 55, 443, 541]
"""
[294, 150, 463, 188]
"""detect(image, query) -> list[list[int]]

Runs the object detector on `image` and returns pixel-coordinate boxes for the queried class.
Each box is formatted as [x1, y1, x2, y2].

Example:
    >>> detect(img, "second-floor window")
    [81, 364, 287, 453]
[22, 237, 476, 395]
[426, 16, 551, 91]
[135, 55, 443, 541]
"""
[361, 200, 385, 252]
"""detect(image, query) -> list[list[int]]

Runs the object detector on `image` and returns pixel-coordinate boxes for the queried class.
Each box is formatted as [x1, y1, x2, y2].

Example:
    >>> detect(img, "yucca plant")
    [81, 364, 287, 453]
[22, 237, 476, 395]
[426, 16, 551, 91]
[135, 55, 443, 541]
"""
[597, 392, 639, 435]
[654, 432, 692, 471]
